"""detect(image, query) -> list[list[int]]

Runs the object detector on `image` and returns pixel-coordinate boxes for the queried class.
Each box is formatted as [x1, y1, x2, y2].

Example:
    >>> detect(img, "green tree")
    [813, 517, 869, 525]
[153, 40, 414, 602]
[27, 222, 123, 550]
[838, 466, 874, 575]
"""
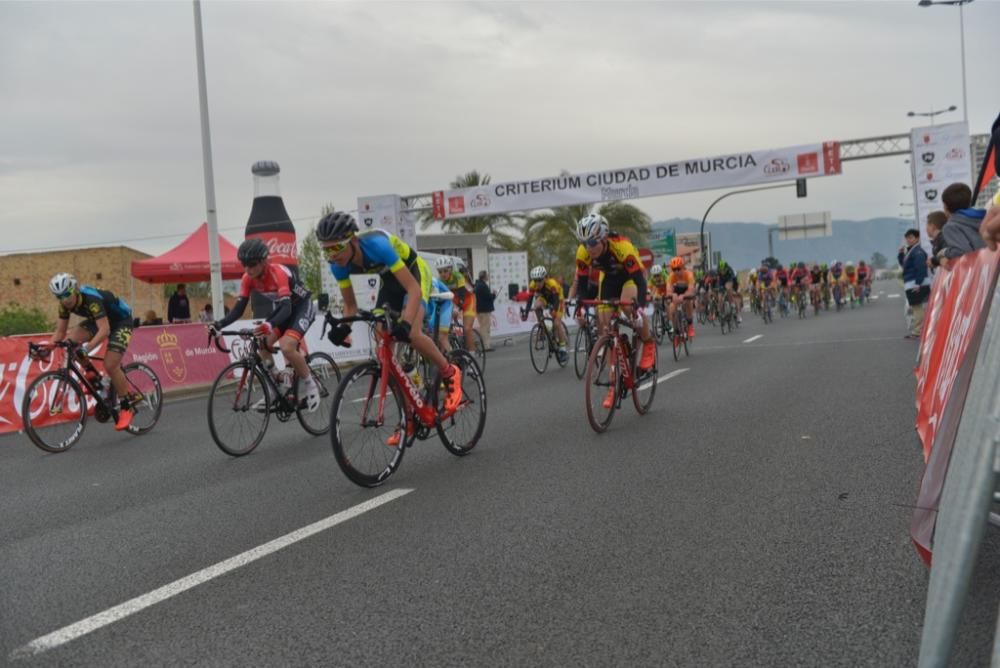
[870, 251, 888, 270]
[297, 203, 334, 295]
[0, 303, 52, 336]
[419, 171, 520, 245]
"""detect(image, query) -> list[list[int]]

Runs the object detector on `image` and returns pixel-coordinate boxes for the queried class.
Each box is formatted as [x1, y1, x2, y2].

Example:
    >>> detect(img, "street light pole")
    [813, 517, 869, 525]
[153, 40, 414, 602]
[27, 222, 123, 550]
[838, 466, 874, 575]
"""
[917, 0, 973, 125]
[907, 105, 957, 126]
[699, 183, 794, 273]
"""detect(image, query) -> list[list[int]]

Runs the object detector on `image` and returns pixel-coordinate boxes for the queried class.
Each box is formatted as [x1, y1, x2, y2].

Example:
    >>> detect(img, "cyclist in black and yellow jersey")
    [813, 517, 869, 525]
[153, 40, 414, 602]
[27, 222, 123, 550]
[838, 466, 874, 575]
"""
[316, 212, 462, 419]
[47, 273, 137, 431]
[525, 265, 569, 365]
[568, 213, 655, 372]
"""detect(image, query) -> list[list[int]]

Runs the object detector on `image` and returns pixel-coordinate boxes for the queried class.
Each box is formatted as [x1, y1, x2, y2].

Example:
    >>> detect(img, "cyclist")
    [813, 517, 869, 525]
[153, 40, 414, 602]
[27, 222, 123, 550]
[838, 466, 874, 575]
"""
[648, 263, 669, 307]
[829, 260, 847, 306]
[809, 263, 824, 308]
[426, 270, 455, 354]
[572, 213, 655, 407]
[789, 261, 810, 307]
[716, 260, 742, 324]
[666, 256, 696, 339]
[844, 262, 859, 302]
[525, 265, 569, 365]
[210, 238, 320, 412]
[857, 260, 871, 299]
[316, 212, 462, 419]
[47, 273, 136, 431]
[774, 263, 790, 303]
[746, 269, 759, 312]
[436, 256, 477, 355]
[756, 262, 775, 304]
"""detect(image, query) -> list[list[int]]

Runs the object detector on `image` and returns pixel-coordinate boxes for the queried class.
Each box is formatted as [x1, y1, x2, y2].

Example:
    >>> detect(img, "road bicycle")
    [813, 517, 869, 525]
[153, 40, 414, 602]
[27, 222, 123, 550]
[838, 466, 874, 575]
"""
[326, 308, 487, 487]
[718, 292, 738, 334]
[579, 299, 658, 433]
[521, 306, 568, 374]
[448, 320, 486, 373]
[761, 288, 775, 324]
[792, 284, 808, 319]
[651, 298, 669, 345]
[669, 297, 693, 361]
[570, 302, 598, 380]
[206, 326, 340, 457]
[22, 340, 162, 453]
[777, 288, 790, 318]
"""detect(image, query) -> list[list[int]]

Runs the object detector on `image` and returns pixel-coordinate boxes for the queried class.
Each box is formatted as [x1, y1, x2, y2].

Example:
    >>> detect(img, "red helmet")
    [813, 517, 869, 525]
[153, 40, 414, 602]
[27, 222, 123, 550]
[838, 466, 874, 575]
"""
[670, 257, 685, 270]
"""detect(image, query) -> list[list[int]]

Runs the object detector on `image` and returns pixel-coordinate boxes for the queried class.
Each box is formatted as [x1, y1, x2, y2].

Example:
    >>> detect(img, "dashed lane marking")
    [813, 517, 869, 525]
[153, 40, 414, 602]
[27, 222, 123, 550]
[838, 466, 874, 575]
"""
[638, 367, 689, 392]
[743, 334, 764, 343]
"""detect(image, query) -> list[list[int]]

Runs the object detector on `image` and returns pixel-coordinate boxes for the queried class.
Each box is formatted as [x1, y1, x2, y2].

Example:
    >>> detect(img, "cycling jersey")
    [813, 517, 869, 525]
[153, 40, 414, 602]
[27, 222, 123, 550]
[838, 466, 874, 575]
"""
[328, 229, 432, 314]
[757, 269, 773, 286]
[528, 277, 565, 317]
[668, 269, 695, 295]
[649, 275, 668, 299]
[857, 267, 870, 281]
[575, 232, 647, 306]
[441, 268, 476, 317]
[717, 267, 736, 288]
[425, 277, 453, 333]
[775, 269, 789, 286]
[238, 262, 310, 304]
[790, 268, 809, 285]
[219, 262, 315, 340]
[60, 286, 134, 354]
[809, 269, 823, 284]
[59, 286, 132, 325]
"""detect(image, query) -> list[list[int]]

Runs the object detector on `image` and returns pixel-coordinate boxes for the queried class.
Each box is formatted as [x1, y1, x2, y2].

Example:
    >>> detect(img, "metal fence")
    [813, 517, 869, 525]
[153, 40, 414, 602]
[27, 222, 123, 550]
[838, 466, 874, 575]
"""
[918, 279, 1000, 667]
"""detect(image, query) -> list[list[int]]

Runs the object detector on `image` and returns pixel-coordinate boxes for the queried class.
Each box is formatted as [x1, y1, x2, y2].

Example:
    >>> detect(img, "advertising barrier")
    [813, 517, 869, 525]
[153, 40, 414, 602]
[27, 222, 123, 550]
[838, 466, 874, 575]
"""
[911, 248, 1000, 563]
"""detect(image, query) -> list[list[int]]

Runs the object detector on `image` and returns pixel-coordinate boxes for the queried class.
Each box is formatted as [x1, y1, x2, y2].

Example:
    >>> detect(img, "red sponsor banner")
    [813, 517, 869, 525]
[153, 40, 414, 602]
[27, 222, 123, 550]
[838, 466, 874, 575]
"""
[0, 324, 231, 435]
[911, 248, 1000, 564]
[447, 196, 465, 215]
[247, 231, 298, 266]
[797, 152, 819, 175]
[822, 141, 842, 174]
[431, 191, 445, 220]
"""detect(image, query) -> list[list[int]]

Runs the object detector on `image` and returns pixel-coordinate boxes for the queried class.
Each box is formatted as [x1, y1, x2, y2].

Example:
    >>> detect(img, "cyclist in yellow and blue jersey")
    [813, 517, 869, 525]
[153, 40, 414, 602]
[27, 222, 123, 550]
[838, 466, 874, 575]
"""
[435, 257, 477, 355]
[316, 212, 462, 418]
[526, 265, 568, 365]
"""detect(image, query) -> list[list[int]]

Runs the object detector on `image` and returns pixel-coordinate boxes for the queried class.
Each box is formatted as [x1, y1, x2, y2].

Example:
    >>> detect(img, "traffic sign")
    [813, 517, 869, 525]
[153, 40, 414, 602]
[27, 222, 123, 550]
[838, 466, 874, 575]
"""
[638, 247, 654, 269]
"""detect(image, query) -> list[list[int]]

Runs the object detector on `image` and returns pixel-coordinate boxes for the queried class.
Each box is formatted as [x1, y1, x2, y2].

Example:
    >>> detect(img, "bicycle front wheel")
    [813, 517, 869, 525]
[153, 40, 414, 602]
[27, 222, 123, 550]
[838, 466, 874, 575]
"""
[122, 363, 163, 435]
[529, 323, 549, 374]
[296, 352, 341, 436]
[653, 310, 666, 345]
[330, 361, 406, 487]
[574, 325, 591, 380]
[585, 335, 619, 433]
[433, 350, 487, 456]
[471, 329, 486, 373]
[208, 361, 270, 457]
[22, 371, 87, 453]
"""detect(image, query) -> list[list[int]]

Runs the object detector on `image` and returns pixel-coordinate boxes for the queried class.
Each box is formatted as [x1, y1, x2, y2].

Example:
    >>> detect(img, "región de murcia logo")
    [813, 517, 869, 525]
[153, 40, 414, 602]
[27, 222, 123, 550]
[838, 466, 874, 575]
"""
[156, 329, 187, 383]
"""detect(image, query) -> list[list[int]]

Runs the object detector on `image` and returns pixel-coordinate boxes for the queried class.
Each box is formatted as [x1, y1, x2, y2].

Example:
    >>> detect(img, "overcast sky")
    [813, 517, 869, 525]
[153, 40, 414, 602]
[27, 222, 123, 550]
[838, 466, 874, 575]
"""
[2, 0, 998, 257]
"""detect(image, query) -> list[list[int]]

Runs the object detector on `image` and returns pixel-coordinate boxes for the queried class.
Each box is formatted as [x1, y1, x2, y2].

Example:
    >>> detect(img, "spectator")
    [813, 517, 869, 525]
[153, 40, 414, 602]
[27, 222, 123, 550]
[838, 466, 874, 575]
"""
[198, 303, 214, 323]
[474, 270, 497, 351]
[898, 228, 930, 340]
[938, 183, 986, 268]
[142, 309, 162, 326]
[926, 210, 948, 270]
[168, 283, 192, 323]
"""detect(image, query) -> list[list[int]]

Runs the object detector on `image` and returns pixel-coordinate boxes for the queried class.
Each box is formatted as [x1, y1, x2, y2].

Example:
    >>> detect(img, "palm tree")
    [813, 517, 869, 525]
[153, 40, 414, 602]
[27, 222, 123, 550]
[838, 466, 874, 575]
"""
[419, 171, 521, 243]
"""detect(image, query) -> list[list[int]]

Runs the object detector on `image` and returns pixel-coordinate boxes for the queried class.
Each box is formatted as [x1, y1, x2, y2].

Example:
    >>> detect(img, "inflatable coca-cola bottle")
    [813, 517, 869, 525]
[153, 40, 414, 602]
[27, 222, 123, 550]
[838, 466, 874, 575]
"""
[245, 160, 298, 317]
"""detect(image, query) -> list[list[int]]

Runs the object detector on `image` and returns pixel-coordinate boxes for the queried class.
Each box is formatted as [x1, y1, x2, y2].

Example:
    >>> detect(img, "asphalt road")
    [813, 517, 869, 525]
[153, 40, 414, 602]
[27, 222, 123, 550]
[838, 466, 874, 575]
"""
[2, 282, 997, 667]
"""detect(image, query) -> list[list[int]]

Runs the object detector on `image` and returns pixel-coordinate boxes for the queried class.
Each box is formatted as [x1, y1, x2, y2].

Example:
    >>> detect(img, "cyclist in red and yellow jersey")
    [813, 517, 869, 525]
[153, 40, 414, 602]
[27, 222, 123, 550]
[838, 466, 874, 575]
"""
[666, 256, 696, 339]
[526, 265, 569, 365]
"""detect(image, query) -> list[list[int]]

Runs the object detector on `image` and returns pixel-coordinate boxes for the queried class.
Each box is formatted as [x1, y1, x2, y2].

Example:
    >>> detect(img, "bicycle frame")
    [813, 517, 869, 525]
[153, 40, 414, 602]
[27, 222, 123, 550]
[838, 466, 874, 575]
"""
[580, 299, 640, 392]
[30, 342, 113, 414]
[212, 330, 301, 415]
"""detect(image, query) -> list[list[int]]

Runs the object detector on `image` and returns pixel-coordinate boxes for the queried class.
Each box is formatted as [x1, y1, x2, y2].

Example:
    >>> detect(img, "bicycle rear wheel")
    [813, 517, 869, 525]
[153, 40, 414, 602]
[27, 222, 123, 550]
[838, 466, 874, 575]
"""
[122, 362, 163, 435]
[585, 335, 619, 433]
[330, 361, 406, 487]
[208, 361, 270, 457]
[296, 352, 341, 436]
[529, 323, 549, 374]
[632, 339, 657, 415]
[574, 325, 591, 380]
[652, 309, 666, 345]
[471, 329, 486, 373]
[22, 371, 87, 453]
[433, 350, 487, 456]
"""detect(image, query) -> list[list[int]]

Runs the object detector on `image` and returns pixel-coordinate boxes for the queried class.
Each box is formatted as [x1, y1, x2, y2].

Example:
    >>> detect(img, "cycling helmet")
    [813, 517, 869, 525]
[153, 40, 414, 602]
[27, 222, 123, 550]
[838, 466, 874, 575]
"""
[859, 260, 867, 266]
[435, 255, 455, 271]
[315, 211, 358, 242]
[237, 238, 269, 265]
[718, 260, 728, 271]
[777, 264, 784, 270]
[846, 261, 855, 268]
[49, 272, 77, 297]
[821, 263, 828, 270]
[576, 213, 609, 243]
[529, 265, 547, 280]
[798, 262, 806, 269]
[670, 257, 685, 270]
[650, 264, 663, 276]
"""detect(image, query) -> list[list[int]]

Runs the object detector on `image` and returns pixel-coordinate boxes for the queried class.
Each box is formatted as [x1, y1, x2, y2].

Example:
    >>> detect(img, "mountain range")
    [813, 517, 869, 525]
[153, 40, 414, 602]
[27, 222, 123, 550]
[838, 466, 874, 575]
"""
[652, 217, 910, 271]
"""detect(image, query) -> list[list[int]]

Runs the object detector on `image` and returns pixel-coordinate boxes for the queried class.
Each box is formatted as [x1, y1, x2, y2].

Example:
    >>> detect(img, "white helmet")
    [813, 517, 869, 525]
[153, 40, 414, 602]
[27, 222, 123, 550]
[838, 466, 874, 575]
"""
[576, 213, 609, 244]
[434, 255, 455, 271]
[49, 273, 77, 297]
[650, 264, 663, 276]
[529, 266, 547, 281]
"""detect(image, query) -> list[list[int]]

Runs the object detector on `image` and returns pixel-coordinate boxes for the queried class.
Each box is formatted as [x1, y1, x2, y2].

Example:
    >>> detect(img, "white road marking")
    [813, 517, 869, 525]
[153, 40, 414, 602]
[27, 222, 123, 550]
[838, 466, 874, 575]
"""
[11, 489, 414, 659]
[743, 334, 764, 343]
[638, 367, 688, 391]
[887, 294, 901, 299]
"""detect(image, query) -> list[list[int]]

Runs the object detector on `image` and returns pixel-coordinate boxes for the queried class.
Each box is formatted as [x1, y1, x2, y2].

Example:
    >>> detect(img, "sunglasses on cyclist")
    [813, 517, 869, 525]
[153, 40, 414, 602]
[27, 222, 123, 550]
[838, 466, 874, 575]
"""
[54, 290, 74, 300]
[583, 238, 603, 248]
[322, 238, 353, 256]
[242, 259, 264, 269]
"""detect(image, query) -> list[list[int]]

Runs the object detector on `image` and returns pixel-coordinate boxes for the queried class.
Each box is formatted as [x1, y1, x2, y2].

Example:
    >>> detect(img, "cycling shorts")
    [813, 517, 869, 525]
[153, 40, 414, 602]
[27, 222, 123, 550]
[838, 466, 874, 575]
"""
[456, 290, 476, 318]
[79, 320, 133, 355]
[272, 299, 317, 342]
[598, 273, 645, 309]
[375, 256, 433, 315]
[534, 295, 565, 320]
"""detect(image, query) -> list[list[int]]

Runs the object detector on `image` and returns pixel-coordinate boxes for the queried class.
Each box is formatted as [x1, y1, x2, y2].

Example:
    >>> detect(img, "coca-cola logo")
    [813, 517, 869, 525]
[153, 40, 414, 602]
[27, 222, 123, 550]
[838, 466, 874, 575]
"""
[265, 238, 297, 257]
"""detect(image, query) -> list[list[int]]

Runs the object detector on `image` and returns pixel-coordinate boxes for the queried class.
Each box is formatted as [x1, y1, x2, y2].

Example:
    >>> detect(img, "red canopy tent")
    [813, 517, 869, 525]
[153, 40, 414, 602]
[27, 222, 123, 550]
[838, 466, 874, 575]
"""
[131, 222, 243, 283]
